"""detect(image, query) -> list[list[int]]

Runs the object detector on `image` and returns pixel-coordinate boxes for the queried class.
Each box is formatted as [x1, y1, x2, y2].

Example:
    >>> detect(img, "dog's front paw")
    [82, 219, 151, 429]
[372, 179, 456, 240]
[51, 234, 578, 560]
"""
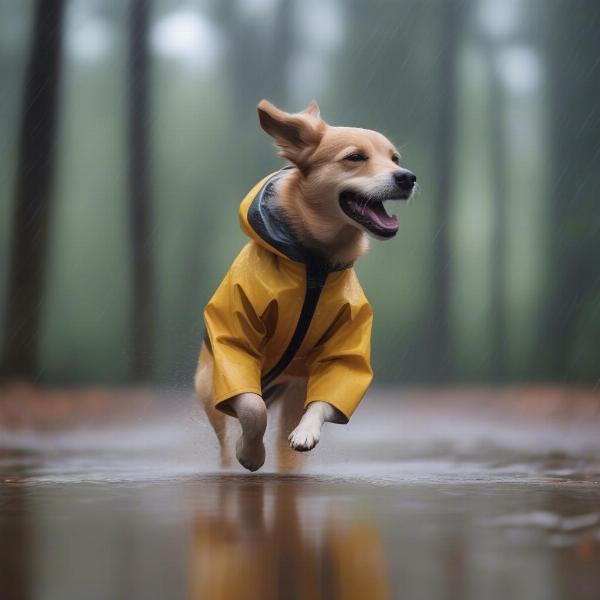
[288, 423, 321, 452]
[236, 435, 265, 472]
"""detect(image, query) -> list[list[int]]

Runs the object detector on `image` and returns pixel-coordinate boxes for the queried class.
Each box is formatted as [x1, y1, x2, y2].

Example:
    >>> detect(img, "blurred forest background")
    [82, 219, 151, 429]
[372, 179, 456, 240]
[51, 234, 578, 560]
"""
[0, 0, 598, 388]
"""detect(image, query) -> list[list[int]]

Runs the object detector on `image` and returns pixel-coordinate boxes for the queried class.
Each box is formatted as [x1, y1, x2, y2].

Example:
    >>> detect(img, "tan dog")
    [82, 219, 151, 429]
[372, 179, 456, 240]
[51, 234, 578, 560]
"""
[195, 100, 415, 471]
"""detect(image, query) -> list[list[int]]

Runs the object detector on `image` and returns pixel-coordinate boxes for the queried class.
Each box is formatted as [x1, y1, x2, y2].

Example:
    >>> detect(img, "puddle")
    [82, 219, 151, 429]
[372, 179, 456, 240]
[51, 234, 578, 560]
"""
[1, 390, 600, 599]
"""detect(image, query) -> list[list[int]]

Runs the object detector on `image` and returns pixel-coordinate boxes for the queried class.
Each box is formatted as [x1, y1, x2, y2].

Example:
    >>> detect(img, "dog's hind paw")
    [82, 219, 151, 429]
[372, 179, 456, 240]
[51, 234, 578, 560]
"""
[288, 424, 320, 452]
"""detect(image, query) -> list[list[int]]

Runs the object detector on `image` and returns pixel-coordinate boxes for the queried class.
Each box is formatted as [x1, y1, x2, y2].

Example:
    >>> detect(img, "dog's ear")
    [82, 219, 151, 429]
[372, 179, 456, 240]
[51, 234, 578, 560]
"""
[257, 99, 325, 169]
[304, 100, 320, 119]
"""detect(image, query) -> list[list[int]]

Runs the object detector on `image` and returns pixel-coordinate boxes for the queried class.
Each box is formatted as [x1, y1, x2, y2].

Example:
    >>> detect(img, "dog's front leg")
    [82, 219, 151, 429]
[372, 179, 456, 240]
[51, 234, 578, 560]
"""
[288, 401, 344, 452]
[227, 393, 267, 472]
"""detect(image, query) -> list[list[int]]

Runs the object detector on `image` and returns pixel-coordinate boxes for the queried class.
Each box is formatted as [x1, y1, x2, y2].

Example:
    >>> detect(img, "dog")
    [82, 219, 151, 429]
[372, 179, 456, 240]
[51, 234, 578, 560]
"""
[195, 100, 416, 472]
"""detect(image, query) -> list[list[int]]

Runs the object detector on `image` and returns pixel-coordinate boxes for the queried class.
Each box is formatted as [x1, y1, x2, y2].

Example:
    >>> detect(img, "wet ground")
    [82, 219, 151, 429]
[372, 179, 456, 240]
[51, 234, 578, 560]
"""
[1, 387, 600, 600]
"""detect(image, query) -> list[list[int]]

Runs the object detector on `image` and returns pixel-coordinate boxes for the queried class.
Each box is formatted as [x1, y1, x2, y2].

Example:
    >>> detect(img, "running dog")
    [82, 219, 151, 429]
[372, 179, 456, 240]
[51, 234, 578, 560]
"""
[195, 100, 416, 471]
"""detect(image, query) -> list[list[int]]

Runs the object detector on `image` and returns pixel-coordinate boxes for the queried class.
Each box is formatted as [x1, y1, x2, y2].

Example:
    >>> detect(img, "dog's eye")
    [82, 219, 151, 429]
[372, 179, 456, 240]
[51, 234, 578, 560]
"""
[344, 153, 368, 162]
[391, 155, 400, 164]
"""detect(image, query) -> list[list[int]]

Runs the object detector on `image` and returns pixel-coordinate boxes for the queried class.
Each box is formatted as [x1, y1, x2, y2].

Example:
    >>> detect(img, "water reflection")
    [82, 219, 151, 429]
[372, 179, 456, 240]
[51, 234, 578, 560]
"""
[0, 459, 29, 600]
[188, 478, 390, 600]
[1, 392, 600, 600]
[1, 460, 600, 599]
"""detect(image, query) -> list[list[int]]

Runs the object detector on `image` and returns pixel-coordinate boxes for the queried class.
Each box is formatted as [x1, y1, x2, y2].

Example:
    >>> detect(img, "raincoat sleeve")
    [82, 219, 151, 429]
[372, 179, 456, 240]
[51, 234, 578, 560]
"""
[203, 269, 266, 412]
[305, 301, 373, 422]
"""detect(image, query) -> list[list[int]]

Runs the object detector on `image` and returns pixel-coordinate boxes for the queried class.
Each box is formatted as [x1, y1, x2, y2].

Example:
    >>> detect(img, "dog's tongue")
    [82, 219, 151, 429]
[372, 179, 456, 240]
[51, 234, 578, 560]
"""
[361, 201, 399, 230]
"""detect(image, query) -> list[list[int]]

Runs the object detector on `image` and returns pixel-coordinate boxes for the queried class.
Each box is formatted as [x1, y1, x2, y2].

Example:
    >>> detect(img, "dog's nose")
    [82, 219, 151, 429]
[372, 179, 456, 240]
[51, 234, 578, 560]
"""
[393, 169, 417, 190]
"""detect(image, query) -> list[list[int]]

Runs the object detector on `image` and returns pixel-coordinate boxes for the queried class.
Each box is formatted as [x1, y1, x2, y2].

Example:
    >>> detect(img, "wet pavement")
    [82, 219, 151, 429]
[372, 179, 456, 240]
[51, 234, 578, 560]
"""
[1, 388, 600, 600]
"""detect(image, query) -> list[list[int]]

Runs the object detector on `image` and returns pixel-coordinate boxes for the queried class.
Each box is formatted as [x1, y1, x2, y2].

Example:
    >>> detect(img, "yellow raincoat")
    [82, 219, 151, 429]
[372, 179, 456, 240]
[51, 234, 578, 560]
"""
[203, 169, 373, 422]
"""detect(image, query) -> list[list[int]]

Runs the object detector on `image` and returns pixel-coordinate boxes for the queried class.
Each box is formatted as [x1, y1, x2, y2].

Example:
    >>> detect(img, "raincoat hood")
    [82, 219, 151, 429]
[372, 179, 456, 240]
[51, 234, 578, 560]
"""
[238, 168, 350, 271]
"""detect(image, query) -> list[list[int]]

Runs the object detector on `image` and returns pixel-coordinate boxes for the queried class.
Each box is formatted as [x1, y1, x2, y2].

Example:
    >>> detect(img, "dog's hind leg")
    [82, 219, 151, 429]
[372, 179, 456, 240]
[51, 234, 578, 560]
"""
[195, 343, 232, 468]
[275, 380, 307, 473]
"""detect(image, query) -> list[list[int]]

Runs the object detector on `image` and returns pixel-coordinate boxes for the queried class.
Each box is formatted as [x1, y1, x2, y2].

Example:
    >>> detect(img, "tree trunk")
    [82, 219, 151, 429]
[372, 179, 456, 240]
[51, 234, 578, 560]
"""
[127, 0, 154, 380]
[266, 0, 294, 107]
[543, 1, 600, 381]
[1, 0, 66, 380]
[430, 0, 466, 382]
[485, 46, 508, 383]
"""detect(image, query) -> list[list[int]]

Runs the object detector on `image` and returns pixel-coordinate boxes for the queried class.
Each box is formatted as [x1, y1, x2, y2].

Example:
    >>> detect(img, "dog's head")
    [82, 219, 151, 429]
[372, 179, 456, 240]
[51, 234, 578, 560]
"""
[257, 99, 416, 241]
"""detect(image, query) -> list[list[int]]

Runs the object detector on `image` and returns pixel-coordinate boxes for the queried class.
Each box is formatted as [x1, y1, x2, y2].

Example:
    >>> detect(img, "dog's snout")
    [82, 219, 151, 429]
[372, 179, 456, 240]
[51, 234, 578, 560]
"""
[393, 169, 417, 190]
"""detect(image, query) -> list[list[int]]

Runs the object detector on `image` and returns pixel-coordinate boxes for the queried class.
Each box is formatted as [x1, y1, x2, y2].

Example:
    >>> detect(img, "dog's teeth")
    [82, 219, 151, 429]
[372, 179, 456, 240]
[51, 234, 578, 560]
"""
[384, 200, 400, 215]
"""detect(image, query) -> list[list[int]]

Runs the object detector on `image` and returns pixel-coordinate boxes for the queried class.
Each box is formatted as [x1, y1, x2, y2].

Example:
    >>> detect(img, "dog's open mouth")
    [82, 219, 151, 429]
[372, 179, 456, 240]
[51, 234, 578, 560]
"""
[339, 191, 402, 238]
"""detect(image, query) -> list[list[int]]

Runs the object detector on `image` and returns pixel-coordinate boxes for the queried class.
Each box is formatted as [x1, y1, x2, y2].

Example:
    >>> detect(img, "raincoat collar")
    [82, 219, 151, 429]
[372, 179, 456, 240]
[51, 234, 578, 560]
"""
[240, 168, 352, 273]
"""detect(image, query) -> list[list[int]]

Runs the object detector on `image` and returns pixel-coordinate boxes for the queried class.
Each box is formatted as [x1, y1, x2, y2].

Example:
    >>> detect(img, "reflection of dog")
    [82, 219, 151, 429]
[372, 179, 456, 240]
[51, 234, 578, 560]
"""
[188, 481, 391, 600]
[195, 100, 416, 471]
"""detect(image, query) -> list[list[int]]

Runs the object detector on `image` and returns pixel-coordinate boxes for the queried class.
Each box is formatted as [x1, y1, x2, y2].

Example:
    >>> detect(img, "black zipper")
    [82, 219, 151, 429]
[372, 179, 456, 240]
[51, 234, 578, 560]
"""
[261, 264, 328, 390]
